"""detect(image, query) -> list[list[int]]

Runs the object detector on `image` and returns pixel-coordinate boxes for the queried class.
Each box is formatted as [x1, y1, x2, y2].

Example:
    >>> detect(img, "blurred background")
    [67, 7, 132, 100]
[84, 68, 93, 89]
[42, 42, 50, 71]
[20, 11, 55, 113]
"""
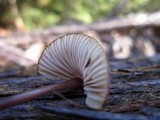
[0, 0, 160, 76]
[1, 0, 160, 30]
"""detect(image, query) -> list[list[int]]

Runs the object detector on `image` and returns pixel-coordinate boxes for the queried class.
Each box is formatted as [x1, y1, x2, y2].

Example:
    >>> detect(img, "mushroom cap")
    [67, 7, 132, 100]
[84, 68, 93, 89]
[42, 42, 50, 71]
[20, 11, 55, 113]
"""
[38, 34, 110, 110]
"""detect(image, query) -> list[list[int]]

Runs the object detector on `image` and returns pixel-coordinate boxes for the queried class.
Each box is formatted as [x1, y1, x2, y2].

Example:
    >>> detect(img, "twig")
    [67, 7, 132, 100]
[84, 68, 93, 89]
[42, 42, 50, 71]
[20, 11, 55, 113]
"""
[0, 78, 82, 111]
[54, 91, 87, 109]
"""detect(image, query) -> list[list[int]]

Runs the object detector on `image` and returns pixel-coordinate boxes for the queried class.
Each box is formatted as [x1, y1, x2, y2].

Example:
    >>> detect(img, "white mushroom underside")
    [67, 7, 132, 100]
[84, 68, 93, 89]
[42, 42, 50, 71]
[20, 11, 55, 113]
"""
[38, 34, 109, 110]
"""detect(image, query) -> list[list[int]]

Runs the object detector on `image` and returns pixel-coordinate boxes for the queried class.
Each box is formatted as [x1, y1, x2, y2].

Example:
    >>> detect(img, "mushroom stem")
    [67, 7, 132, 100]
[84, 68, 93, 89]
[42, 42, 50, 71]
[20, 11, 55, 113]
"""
[0, 78, 83, 111]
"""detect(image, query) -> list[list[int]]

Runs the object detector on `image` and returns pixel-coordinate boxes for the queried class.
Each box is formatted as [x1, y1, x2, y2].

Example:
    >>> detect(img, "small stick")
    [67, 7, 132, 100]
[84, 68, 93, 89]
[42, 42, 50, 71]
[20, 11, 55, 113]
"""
[0, 78, 83, 111]
[54, 91, 87, 109]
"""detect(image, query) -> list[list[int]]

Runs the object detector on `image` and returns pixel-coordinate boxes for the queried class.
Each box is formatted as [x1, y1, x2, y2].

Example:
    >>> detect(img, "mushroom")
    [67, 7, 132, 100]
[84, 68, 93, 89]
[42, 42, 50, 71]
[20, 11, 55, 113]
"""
[0, 34, 110, 110]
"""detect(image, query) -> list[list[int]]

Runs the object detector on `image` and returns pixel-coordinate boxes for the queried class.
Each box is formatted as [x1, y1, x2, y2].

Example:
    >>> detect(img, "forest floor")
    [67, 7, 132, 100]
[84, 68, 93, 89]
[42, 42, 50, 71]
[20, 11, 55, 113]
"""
[0, 15, 160, 119]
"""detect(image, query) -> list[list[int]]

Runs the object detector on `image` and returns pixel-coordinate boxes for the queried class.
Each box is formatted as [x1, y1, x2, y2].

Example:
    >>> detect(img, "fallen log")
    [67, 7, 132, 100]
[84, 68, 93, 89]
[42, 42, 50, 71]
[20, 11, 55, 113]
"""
[0, 55, 160, 119]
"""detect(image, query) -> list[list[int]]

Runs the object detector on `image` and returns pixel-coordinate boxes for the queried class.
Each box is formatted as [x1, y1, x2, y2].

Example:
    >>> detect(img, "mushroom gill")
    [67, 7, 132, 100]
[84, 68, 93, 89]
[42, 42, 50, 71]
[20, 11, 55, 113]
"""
[38, 34, 110, 110]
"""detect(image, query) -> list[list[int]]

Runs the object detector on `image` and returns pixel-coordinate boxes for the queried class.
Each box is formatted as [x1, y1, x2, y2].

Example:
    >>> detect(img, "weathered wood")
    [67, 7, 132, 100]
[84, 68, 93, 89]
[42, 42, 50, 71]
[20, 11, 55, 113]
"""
[0, 55, 160, 119]
[37, 105, 147, 120]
